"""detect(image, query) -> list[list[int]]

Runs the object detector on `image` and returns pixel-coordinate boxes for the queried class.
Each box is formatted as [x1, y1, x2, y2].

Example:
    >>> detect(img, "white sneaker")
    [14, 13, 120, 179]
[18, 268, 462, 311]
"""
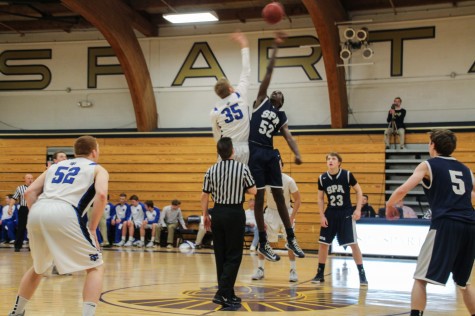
[124, 240, 133, 247]
[289, 269, 298, 282]
[252, 267, 264, 280]
[115, 240, 125, 246]
[250, 245, 256, 252]
[132, 240, 141, 246]
[135, 240, 144, 247]
[146, 241, 155, 248]
[9, 240, 15, 244]
[166, 244, 173, 249]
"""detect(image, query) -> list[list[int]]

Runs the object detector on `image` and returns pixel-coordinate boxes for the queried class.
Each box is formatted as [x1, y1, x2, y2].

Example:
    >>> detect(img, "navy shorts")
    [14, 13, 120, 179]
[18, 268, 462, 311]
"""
[414, 218, 475, 287]
[318, 208, 356, 246]
[248, 144, 282, 189]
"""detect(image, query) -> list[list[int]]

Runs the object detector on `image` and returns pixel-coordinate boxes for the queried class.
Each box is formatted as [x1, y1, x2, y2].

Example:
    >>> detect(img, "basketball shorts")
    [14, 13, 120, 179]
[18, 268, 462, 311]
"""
[145, 223, 156, 229]
[264, 207, 294, 242]
[27, 200, 103, 275]
[318, 208, 357, 246]
[414, 219, 475, 288]
[132, 220, 142, 229]
[218, 142, 249, 165]
[248, 144, 282, 189]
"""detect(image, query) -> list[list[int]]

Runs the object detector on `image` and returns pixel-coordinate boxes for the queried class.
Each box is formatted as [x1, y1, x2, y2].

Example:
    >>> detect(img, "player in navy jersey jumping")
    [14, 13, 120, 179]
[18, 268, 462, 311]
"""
[248, 32, 304, 262]
[387, 129, 475, 316]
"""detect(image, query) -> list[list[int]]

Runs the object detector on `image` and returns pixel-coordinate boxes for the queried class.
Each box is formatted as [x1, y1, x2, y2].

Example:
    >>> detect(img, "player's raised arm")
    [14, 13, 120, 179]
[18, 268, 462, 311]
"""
[255, 32, 286, 108]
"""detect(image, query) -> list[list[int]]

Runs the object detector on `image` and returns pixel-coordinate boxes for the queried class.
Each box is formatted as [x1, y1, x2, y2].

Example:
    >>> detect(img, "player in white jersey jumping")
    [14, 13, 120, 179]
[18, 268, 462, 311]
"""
[211, 31, 251, 164]
[8, 135, 109, 316]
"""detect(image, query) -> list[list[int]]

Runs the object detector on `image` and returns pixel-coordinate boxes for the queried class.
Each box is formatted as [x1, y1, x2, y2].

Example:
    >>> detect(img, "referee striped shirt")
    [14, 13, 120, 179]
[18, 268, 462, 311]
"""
[203, 159, 255, 205]
[13, 184, 29, 206]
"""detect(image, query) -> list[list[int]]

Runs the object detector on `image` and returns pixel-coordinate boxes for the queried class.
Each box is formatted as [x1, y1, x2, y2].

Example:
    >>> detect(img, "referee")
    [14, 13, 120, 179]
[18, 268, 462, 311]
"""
[202, 137, 256, 310]
[10, 173, 34, 252]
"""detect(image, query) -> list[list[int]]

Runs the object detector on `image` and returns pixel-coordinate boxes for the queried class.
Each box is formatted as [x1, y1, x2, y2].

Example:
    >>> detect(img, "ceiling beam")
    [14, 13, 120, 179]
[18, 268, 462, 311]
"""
[302, 0, 349, 128]
[62, 0, 158, 132]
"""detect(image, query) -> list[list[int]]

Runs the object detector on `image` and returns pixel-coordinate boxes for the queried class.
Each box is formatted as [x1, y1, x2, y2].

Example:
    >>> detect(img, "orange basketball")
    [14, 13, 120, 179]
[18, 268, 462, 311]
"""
[262, 2, 285, 25]
[386, 205, 400, 220]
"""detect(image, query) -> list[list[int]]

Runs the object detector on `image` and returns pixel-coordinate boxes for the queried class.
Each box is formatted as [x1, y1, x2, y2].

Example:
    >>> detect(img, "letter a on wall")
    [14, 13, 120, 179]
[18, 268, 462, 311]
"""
[172, 42, 226, 86]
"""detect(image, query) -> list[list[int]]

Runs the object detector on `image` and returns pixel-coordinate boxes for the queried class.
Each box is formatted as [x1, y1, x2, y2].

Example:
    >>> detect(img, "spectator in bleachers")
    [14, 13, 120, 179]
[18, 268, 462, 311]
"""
[140, 200, 160, 248]
[244, 199, 258, 251]
[357, 194, 376, 218]
[122, 195, 146, 247]
[384, 96, 406, 150]
[159, 199, 187, 249]
[1, 194, 18, 243]
[112, 193, 131, 246]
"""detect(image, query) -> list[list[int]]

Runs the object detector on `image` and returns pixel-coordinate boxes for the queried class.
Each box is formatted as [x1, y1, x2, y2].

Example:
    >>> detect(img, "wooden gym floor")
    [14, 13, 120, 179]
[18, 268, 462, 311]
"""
[0, 245, 470, 315]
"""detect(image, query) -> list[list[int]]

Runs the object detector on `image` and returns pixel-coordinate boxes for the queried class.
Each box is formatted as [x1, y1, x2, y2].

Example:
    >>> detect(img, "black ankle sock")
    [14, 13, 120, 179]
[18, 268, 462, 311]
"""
[285, 228, 295, 240]
[410, 310, 423, 316]
[258, 232, 267, 246]
[357, 264, 364, 272]
[318, 263, 325, 274]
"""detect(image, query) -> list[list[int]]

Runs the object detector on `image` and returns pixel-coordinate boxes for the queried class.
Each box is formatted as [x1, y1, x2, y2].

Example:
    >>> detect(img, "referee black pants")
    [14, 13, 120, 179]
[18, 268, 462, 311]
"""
[15, 206, 29, 250]
[211, 204, 245, 299]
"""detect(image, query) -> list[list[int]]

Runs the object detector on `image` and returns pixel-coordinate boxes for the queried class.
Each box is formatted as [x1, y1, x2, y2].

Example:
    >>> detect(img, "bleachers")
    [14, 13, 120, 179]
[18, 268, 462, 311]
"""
[0, 131, 473, 251]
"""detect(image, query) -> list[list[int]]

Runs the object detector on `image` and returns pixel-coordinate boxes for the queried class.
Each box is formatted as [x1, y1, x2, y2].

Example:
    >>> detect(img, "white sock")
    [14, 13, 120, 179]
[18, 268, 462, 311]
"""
[10, 295, 29, 315]
[129, 237, 135, 242]
[82, 301, 97, 316]
[290, 260, 296, 270]
[150, 237, 155, 242]
[140, 237, 145, 242]
[258, 259, 265, 269]
[121, 236, 126, 241]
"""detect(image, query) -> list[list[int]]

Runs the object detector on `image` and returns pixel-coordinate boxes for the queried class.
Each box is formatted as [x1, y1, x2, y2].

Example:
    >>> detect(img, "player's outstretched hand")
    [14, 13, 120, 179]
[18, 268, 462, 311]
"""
[294, 155, 302, 165]
[230, 30, 249, 48]
[274, 31, 287, 45]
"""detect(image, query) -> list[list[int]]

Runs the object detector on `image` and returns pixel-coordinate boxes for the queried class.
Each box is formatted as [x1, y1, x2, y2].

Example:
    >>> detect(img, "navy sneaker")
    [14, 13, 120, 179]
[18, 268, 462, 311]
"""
[311, 272, 325, 283]
[285, 237, 305, 258]
[258, 241, 280, 262]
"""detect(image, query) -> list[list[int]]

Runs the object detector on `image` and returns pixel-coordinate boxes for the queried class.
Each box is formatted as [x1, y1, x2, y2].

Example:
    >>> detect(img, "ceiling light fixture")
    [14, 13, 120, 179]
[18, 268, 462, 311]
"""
[163, 11, 218, 24]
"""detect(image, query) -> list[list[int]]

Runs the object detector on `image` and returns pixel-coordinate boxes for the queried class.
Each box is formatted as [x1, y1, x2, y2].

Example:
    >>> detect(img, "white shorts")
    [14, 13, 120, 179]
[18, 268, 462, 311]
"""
[144, 223, 156, 229]
[27, 200, 103, 274]
[133, 221, 142, 229]
[218, 142, 249, 165]
[264, 207, 294, 243]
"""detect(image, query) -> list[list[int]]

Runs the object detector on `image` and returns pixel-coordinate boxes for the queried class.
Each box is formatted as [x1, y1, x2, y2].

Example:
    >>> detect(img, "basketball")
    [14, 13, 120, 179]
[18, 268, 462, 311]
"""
[386, 205, 400, 220]
[262, 2, 285, 25]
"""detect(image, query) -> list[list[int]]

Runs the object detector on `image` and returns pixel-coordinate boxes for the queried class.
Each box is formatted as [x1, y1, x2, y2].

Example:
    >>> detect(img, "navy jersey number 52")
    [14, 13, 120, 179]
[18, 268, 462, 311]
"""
[52, 166, 81, 184]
